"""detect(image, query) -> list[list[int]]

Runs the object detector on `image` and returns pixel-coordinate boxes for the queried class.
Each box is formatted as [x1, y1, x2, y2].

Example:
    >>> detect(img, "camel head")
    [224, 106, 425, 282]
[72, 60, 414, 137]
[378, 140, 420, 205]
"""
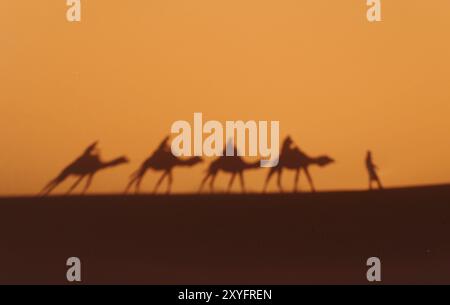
[108, 156, 130, 167]
[316, 155, 335, 167]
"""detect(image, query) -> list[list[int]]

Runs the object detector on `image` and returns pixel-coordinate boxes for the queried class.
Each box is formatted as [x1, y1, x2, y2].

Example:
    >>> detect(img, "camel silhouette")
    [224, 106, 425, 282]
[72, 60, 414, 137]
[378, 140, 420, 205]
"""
[198, 146, 261, 193]
[40, 142, 129, 196]
[263, 137, 334, 192]
[366, 150, 383, 190]
[125, 136, 203, 194]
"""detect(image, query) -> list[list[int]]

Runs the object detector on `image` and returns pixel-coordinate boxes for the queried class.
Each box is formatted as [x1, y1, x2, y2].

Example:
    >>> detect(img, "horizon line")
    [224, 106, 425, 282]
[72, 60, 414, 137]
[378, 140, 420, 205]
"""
[1, 183, 449, 200]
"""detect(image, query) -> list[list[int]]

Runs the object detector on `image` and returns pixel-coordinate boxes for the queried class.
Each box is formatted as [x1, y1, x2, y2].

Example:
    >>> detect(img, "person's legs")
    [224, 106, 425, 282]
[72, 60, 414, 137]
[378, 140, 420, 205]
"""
[376, 177, 383, 189]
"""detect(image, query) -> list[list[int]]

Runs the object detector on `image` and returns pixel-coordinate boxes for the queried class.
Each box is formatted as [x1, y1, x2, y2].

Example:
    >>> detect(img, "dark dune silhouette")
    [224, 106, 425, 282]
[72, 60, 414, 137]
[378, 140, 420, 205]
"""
[1, 184, 450, 284]
[263, 136, 335, 193]
[198, 146, 261, 193]
[40, 142, 129, 196]
[125, 136, 203, 194]
[366, 150, 383, 190]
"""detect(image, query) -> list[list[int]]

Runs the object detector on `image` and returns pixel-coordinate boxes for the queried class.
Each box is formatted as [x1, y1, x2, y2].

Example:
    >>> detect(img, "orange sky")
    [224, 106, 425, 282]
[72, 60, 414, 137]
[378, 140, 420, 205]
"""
[1, 0, 450, 195]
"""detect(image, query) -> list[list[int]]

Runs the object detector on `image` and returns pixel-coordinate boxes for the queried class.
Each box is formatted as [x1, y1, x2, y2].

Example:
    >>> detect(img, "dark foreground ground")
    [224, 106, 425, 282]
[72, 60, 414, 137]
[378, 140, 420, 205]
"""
[0, 185, 449, 284]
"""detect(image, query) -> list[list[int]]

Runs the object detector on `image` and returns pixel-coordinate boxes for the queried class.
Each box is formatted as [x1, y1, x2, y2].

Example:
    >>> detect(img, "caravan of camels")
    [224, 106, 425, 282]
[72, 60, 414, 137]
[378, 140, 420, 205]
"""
[40, 135, 342, 196]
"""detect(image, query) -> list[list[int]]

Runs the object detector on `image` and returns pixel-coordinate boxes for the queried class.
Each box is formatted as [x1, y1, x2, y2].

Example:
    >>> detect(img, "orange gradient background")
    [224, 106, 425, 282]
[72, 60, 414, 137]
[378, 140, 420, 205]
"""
[1, 0, 449, 195]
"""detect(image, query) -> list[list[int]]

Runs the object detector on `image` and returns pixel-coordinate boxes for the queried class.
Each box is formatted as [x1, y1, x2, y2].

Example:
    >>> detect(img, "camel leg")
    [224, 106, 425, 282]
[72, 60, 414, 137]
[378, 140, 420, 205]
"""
[263, 168, 277, 193]
[135, 171, 148, 194]
[294, 168, 300, 193]
[40, 173, 68, 196]
[166, 171, 173, 194]
[198, 173, 211, 193]
[276, 169, 284, 193]
[66, 175, 85, 195]
[209, 173, 217, 193]
[124, 179, 134, 194]
[239, 172, 246, 193]
[135, 176, 144, 194]
[82, 174, 94, 195]
[227, 173, 236, 193]
[125, 174, 139, 194]
[304, 167, 315, 192]
[40, 179, 60, 196]
[369, 179, 373, 190]
[153, 172, 168, 194]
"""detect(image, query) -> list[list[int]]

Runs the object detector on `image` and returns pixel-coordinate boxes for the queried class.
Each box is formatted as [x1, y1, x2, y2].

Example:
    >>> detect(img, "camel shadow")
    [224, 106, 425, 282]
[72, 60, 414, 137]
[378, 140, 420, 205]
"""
[263, 136, 335, 193]
[198, 146, 262, 194]
[125, 136, 203, 194]
[40, 141, 129, 196]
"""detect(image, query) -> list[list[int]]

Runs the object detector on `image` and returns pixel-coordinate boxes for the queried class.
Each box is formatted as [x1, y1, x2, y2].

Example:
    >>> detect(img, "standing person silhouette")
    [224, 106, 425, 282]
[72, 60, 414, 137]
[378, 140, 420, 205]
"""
[366, 150, 383, 190]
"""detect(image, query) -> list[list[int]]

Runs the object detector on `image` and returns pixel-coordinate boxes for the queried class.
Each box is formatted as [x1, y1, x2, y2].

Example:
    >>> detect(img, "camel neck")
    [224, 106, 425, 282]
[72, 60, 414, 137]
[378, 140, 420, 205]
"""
[244, 160, 261, 169]
[101, 158, 123, 169]
[176, 157, 198, 166]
